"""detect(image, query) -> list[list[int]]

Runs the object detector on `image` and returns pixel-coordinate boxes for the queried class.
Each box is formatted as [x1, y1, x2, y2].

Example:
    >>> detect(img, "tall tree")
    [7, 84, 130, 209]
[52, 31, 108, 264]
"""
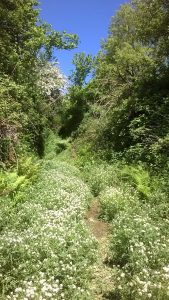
[69, 52, 93, 87]
[79, 0, 169, 165]
[0, 0, 78, 164]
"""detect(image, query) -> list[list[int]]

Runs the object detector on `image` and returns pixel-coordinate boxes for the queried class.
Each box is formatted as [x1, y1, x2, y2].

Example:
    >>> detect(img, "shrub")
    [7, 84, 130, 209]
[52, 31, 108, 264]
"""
[82, 162, 121, 196]
[0, 156, 39, 198]
[121, 165, 151, 198]
[108, 211, 169, 299]
[45, 131, 70, 159]
[99, 185, 140, 221]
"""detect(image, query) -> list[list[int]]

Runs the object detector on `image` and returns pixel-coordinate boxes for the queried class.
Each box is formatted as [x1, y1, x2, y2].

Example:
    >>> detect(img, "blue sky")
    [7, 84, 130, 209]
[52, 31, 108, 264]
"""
[39, 0, 128, 76]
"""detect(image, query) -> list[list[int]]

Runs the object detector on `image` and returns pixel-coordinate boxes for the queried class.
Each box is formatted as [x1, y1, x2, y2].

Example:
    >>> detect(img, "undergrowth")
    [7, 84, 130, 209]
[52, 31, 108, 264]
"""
[0, 157, 97, 300]
[73, 143, 169, 300]
[0, 156, 40, 199]
[1, 131, 169, 300]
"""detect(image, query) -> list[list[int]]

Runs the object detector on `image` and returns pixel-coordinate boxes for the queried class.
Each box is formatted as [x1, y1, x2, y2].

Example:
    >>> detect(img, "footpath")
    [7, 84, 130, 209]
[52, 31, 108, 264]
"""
[86, 200, 113, 299]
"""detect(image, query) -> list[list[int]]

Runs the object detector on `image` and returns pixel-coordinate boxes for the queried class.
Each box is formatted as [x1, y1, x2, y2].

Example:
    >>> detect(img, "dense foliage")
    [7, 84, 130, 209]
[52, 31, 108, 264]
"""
[0, 0, 169, 299]
[63, 0, 169, 168]
[0, 0, 78, 165]
[58, 0, 169, 299]
[0, 158, 96, 299]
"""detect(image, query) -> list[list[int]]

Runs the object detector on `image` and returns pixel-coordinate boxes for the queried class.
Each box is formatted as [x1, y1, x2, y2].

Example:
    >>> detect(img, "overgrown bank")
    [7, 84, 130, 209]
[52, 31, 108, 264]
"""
[76, 151, 169, 299]
[47, 134, 169, 299]
[0, 133, 169, 299]
[0, 157, 97, 299]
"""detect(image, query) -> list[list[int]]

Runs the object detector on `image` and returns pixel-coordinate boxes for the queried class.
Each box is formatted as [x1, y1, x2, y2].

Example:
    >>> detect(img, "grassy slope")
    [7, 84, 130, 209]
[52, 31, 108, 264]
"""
[0, 158, 97, 300]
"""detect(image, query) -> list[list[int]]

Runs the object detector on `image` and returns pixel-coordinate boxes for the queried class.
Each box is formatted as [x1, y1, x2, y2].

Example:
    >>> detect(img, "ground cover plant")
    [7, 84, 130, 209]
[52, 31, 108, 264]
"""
[97, 164, 168, 300]
[0, 159, 97, 300]
[108, 210, 169, 300]
[76, 153, 169, 300]
[99, 184, 140, 221]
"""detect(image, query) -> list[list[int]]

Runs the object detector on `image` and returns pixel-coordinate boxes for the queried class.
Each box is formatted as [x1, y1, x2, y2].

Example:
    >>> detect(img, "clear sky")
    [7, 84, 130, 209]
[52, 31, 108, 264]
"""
[39, 0, 128, 76]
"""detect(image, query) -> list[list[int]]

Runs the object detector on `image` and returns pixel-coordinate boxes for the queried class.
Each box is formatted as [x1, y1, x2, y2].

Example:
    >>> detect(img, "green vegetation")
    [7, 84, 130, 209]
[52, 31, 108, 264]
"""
[0, 0, 78, 165]
[0, 158, 96, 299]
[0, 156, 40, 198]
[0, 0, 169, 299]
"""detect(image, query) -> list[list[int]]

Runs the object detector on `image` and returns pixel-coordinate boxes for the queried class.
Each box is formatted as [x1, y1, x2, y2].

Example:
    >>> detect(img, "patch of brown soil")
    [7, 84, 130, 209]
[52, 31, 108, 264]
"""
[85, 200, 109, 240]
[85, 200, 113, 299]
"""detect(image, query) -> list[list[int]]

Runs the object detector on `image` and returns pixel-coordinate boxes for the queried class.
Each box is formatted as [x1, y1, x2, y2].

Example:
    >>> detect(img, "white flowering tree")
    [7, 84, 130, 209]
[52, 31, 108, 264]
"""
[37, 61, 67, 101]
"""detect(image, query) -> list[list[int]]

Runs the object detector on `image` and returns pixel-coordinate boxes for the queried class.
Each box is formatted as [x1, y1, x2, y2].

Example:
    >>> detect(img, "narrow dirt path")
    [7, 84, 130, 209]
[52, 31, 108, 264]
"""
[85, 200, 113, 299]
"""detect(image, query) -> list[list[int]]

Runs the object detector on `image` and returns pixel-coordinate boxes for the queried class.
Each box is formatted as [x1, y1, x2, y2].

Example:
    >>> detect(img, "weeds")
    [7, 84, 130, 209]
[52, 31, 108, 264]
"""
[0, 160, 97, 299]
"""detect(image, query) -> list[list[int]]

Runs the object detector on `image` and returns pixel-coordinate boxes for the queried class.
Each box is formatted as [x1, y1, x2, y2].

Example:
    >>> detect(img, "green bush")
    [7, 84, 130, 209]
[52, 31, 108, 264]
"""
[45, 131, 70, 159]
[0, 156, 39, 198]
[82, 162, 121, 196]
[121, 165, 151, 198]
[108, 211, 169, 299]
[99, 185, 140, 221]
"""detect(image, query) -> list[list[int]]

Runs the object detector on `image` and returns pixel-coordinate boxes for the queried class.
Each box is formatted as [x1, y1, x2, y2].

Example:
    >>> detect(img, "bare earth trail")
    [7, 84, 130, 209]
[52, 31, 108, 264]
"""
[85, 200, 114, 299]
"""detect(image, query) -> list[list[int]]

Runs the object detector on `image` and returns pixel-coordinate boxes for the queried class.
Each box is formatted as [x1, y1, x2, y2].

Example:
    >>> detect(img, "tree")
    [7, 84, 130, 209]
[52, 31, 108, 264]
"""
[69, 52, 93, 87]
[59, 53, 93, 137]
[76, 0, 169, 166]
[0, 0, 78, 164]
[37, 61, 67, 100]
